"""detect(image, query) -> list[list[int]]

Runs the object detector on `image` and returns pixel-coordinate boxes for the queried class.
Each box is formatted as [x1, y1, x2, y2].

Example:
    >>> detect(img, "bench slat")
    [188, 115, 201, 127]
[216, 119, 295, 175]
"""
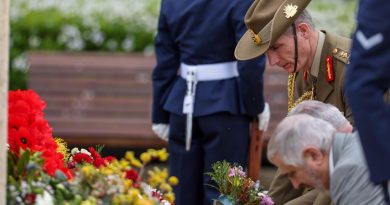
[28, 52, 289, 148]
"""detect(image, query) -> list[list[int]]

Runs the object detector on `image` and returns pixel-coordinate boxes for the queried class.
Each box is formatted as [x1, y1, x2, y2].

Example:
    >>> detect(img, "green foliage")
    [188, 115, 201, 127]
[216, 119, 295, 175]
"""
[206, 161, 272, 205]
[9, 0, 160, 90]
[307, 0, 357, 36]
[207, 160, 231, 194]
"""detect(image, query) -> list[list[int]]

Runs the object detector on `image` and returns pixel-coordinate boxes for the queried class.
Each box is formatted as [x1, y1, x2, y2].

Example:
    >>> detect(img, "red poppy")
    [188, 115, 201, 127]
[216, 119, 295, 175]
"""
[125, 169, 139, 181]
[72, 153, 93, 164]
[8, 90, 73, 179]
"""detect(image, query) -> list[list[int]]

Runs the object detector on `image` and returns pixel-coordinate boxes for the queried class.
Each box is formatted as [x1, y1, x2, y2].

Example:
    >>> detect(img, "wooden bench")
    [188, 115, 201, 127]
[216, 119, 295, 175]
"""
[27, 52, 166, 148]
[27, 52, 288, 149]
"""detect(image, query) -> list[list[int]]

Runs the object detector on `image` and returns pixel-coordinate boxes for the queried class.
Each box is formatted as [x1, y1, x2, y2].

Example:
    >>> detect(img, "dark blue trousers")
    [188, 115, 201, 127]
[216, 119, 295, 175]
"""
[382, 182, 390, 205]
[168, 112, 251, 205]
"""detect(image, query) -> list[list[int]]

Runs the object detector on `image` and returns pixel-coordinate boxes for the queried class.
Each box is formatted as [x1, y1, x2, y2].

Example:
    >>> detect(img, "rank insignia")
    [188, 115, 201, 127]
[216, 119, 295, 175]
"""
[283, 4, 298, 19]
[332, 47, 350, 64]
[326, 55, 334, 82]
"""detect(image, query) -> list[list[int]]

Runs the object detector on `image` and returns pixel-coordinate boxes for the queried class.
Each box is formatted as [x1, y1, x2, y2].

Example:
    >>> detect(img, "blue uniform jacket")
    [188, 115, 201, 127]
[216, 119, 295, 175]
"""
[152, 0, 265, 124]
[345, 0, 390, 184]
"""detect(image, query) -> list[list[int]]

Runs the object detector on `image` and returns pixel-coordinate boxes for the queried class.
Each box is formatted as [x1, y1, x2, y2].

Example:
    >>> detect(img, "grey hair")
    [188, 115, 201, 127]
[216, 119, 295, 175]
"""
[289, 100, 350, 131]
[284, 9, 315, 35]
[267, 114, 335, 166]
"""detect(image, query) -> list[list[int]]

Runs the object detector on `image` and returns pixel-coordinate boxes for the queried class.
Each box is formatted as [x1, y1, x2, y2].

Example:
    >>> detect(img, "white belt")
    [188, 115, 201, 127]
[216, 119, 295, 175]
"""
[180, 61, 239, 81]
[181, 61, 238, 151]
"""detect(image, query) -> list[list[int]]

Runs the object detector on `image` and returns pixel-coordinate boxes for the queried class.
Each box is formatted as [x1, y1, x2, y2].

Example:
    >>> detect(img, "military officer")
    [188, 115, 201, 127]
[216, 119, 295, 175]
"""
[345, 0, 390, 204]
[151, 0, 267, 204]
[234, 0, 353, 204]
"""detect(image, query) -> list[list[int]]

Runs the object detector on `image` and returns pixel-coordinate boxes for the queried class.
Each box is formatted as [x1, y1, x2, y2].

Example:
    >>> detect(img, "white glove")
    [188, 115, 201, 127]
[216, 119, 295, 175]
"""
[152, 124, 170, 141]
[258, 102, 270, 131]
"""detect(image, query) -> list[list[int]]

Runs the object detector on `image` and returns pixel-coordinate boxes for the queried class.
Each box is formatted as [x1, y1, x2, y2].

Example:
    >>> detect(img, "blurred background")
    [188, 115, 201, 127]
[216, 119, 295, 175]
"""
[9, 0, 357, 90]
[8, 0, 358, 188]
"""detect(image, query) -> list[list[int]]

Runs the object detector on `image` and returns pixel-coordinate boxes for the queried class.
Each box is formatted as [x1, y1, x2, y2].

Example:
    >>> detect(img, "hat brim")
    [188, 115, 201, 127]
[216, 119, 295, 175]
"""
[235, 30, 270, 61]
[235, 0, 311, 61]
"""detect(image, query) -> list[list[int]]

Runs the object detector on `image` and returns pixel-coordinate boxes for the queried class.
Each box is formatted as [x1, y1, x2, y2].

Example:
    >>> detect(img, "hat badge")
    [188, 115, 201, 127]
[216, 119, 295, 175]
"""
[283, 4, 298, 18]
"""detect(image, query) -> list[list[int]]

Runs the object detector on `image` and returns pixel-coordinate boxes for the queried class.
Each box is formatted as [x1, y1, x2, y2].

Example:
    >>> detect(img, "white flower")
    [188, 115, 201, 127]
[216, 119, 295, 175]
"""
[71, 147, 80, 155]
[12, 54, 27, 72]
[29, 36, 41, 48]
[35, 191, 54, 205]
[122, 36, 134, 52]
[106, 39, 118, 51]
[80, 148, 91, 156]
[258, 192, 265, 198]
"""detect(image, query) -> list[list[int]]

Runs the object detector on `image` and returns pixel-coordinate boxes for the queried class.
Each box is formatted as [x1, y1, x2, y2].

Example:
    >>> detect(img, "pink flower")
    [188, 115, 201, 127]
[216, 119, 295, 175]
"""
[228, 166, 246, 177]
[260, 195, 274, 205]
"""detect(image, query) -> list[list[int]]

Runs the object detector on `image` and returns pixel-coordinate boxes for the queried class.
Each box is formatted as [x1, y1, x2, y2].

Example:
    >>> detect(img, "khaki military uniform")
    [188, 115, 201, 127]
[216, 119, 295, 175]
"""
[269, 31, 350, 205]
[295, 31, 352, 123]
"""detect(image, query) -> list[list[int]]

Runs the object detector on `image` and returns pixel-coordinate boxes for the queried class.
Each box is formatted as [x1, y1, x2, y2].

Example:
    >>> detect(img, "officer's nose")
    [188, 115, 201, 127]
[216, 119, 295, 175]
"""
[266, 50, 279, 66]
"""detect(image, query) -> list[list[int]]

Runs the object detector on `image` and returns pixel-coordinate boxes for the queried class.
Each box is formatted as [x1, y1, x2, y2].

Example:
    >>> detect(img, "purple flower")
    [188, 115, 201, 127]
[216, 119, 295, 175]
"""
[228, 166, 246, 177]
[260, 195, 274, 205]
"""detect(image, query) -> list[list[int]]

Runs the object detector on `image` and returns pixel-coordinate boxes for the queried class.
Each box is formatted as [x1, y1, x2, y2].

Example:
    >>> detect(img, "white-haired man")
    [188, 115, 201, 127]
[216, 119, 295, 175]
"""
[267, 114, 385, 205]
[289, 100, 353, 133]
[269, 100, 352, 205]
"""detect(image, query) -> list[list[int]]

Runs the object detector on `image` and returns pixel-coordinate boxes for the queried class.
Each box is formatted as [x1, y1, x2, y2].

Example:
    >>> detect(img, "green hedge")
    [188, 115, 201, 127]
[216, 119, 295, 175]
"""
[9, 0, 355, 90]
[9, 0, 160, 90]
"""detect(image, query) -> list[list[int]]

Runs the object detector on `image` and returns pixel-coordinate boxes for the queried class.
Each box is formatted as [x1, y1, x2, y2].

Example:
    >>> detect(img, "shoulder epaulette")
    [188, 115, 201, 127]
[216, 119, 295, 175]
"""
[332, 48, 350, 64]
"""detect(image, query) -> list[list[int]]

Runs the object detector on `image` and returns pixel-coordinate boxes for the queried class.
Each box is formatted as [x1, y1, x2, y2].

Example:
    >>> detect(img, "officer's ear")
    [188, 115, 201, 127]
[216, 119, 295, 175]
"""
[297, 23, 311, 39]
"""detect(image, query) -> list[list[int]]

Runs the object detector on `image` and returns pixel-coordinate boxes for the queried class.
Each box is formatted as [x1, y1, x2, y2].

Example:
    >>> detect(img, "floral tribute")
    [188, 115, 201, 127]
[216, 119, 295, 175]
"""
[8, 89, 73, 178]
[7, 90, 177, 205]
[207, 161, 273, 205]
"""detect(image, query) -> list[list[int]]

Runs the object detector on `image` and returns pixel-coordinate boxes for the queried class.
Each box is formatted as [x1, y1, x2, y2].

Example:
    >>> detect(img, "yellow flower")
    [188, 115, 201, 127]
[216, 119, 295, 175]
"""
[124, 179, 133, 190]
[159, 182, 172, 192]
[157, 148, 169, 161]
[159, 168, 168, 178]
[55, 137, 70, 160]
[129, 189, 141, 199]
[146, 149, 158, 158]
[119, 159, 130, 169]
[125, 151, 136, 161]
[135, 198, 154, 205]
[165, 192, 175, 203]
[82, 165, 95, 178]
[140, 153, 152, 164]
[168, 176, 179, 186]
[100, 166, 114, 175]
[81, 197, 97, 205]
[112, 196, 121, 205]
[130, 158, 143, 168]
[113, 194, 134, 205]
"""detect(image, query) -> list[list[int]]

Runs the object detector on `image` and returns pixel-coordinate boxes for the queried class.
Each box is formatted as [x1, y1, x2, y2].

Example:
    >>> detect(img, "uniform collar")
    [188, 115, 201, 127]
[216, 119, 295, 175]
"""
[310, 31, 325, 77]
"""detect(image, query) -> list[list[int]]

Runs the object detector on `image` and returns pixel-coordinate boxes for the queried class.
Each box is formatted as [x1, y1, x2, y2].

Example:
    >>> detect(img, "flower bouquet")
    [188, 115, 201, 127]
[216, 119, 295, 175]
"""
[207, 161, 273, 205]
[7, 90, 177, 205]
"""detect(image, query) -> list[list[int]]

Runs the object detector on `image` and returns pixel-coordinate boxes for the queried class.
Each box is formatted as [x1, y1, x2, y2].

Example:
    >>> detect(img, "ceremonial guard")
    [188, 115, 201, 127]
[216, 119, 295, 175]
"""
[345, 0, 390, 203]
[151, 0, 267, 204]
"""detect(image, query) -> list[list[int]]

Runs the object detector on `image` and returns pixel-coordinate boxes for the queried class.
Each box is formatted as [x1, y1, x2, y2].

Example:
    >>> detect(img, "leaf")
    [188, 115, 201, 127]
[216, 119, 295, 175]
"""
[55, 170, 68, 181]
[7, 152, 16, 175]
[16, 149, 31, 175]
[95, 145, 105, 154]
